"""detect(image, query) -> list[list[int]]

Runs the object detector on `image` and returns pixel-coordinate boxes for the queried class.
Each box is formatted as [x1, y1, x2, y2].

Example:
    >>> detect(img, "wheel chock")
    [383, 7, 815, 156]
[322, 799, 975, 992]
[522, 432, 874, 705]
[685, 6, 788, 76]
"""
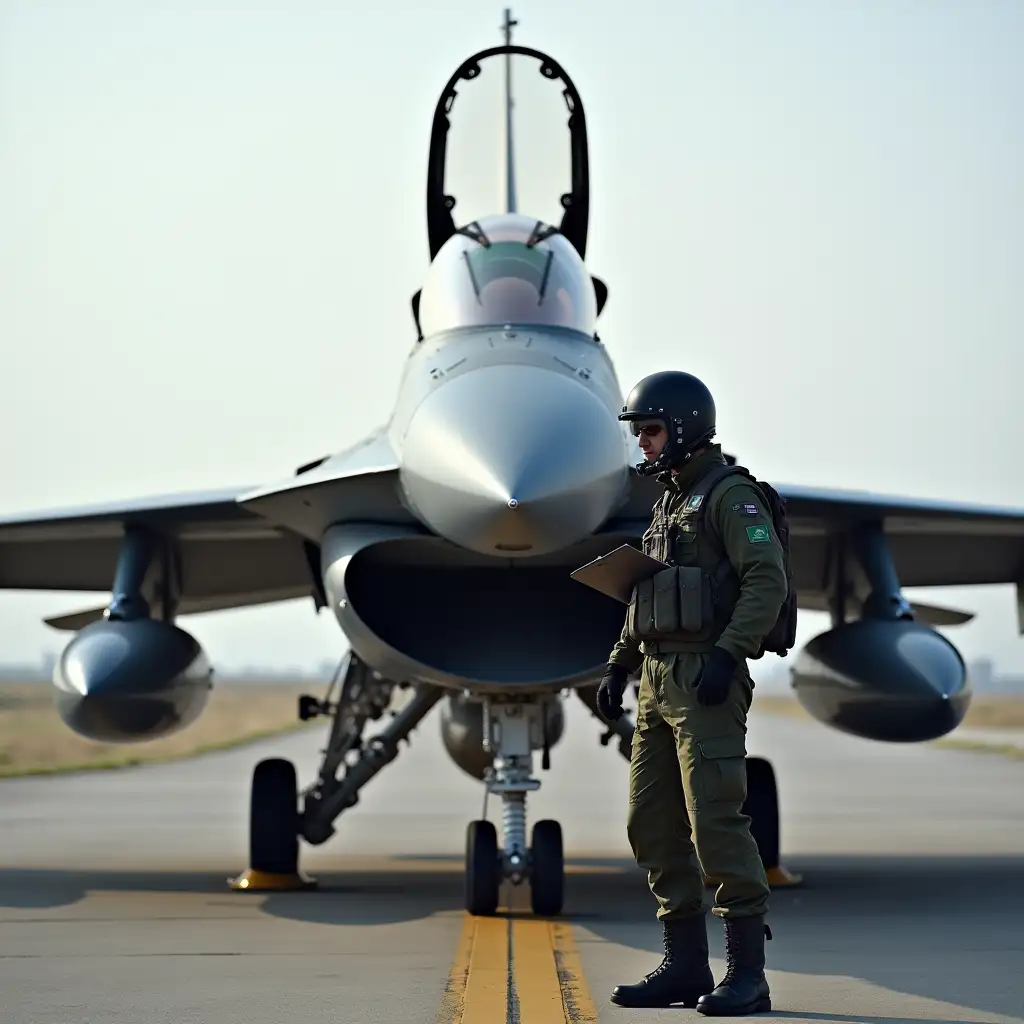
[765, 864, 803, 888]
[227, 868, 318, 891]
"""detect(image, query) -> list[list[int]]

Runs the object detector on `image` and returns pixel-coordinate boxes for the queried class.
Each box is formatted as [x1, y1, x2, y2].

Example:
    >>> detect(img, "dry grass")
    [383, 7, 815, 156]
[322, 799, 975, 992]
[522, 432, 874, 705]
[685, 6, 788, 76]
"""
[0, 680, 319, 778]
[933, 739, 1024, 760]
[956, 696, 1024, 730]
[753, 692, 1024, 730]
[751, 695, 815, 721]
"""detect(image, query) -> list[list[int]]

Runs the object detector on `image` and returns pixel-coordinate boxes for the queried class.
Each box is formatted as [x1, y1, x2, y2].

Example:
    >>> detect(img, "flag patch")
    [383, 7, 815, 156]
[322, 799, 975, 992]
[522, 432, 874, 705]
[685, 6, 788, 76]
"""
[746, 524, 771, 544]
[685, 494, 704, 511]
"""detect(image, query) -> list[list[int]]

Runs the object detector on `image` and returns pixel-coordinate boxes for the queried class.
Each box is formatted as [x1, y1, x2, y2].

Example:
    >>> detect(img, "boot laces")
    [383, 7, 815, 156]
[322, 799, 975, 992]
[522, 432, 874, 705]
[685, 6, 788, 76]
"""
[721, 920, 770, 985]
[721, 924, 742, 985]
[642, 931, 676, 981]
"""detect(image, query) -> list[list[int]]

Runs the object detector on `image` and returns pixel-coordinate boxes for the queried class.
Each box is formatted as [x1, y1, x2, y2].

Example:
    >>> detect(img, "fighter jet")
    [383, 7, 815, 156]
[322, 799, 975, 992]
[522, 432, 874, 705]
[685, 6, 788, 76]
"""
[3, 35, 1024, 919]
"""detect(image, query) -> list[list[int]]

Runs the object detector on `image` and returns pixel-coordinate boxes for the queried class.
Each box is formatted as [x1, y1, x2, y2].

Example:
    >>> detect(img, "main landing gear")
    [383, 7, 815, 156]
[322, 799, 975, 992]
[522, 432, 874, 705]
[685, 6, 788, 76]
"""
[574, 684, 802, 890]
[227, 652, 565, 914]
[464, 697, 565, 917]
[228, 651, 442, 892]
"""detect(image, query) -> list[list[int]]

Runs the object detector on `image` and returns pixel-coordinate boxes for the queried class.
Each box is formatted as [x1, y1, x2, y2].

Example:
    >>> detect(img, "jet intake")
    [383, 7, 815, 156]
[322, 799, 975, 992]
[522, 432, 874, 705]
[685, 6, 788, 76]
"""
[399, 363, 628, 558]
[790, 618, 970, 742]
[321, 525, 631, 692]
[53, 619, 213, 742]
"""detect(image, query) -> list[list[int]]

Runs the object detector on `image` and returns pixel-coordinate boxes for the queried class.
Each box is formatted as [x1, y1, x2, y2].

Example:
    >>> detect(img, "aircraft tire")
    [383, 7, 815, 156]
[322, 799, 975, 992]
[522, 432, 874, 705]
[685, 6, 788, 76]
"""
[465, 820, 501, 916]
[249, 758, 300, 875]
[530, 819, 564, 917]
[743, 756, 780, 871]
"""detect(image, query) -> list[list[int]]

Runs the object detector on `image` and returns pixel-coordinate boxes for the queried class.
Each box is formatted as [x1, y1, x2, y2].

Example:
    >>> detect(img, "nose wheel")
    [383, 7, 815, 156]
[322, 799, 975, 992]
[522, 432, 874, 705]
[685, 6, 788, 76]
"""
[529, 819, 564, 917]
[463, 818, 565, 917]
[466, 820, 501, 916]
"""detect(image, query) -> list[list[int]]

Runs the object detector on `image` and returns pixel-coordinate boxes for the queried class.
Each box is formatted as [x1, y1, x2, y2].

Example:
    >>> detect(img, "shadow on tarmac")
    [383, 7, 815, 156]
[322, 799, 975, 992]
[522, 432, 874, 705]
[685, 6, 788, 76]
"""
[1, 854, 1021, 1021]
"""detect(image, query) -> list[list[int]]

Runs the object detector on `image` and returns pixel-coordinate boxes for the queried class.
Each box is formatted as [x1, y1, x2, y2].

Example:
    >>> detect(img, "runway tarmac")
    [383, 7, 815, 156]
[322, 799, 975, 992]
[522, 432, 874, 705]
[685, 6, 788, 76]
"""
[1, 692, 1022, 1023]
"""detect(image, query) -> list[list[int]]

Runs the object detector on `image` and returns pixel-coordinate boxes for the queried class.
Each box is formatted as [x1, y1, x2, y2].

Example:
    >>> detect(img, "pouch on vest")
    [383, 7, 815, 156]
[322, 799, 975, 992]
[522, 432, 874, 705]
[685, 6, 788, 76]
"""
[628, 572, 663, 640]
[628, 566, 715, 642]
[677, 566, 713, 635]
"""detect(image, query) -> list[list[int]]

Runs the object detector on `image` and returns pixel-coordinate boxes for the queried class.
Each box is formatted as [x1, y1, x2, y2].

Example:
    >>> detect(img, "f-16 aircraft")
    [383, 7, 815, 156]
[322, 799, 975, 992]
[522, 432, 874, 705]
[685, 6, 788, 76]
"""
[3, 33, 1024, 920]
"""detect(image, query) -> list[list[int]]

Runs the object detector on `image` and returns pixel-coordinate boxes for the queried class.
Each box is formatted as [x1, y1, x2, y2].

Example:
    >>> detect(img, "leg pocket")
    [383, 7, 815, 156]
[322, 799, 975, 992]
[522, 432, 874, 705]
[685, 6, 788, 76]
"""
[696, 734, 748, 804]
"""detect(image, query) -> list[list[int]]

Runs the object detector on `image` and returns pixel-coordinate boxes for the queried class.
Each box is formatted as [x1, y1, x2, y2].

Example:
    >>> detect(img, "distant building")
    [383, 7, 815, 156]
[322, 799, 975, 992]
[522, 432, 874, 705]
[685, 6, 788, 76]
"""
[969, 658, 994, 690]
[967, 658, 1024, 694]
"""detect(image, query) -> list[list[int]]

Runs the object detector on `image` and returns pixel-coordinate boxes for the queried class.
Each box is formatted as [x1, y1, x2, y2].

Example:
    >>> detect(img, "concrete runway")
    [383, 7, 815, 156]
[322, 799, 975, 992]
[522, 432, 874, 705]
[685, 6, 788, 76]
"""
[1, 693, 1023, 1024]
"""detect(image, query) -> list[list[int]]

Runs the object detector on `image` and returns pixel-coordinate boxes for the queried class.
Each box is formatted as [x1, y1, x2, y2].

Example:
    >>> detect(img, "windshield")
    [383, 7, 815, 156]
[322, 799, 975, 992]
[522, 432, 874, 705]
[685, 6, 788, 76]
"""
[417, 213, 597, 337]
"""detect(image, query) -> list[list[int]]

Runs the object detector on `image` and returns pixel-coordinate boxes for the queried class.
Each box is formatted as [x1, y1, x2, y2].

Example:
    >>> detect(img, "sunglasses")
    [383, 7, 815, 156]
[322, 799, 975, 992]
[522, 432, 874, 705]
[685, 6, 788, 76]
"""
[630, 422, 665, 438]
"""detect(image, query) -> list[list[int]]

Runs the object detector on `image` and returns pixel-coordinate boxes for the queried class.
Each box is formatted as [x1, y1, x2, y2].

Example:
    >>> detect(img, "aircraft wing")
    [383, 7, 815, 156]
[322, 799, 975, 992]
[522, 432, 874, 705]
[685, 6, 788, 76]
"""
[779, 483, 1024, 588]
[608, 473, 1024, 627]
[0, 431, 414, 628]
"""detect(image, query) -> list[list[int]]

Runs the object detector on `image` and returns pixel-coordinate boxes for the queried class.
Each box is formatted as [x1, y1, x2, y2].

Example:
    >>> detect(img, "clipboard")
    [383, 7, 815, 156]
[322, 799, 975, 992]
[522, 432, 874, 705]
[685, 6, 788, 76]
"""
[569, 544, 670, 604]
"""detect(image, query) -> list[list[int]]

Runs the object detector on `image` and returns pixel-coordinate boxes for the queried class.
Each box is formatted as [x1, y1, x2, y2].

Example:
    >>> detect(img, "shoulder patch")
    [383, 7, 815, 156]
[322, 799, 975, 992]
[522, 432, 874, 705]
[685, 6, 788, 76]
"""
[731, 501, 760, 516]
[746, 524, 771, 544]
[685, 494, 704, 511]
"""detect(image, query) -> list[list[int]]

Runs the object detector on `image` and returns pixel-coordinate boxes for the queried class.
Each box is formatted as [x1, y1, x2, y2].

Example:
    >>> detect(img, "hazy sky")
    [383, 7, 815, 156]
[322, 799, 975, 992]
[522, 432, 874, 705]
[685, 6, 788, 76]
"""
[1, 1, 1022, 678]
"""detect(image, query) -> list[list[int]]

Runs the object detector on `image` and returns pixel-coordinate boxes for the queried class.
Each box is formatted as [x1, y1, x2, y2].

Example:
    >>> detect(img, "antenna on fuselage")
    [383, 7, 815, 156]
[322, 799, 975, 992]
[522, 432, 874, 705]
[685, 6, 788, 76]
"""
[501, 8, 518, 214]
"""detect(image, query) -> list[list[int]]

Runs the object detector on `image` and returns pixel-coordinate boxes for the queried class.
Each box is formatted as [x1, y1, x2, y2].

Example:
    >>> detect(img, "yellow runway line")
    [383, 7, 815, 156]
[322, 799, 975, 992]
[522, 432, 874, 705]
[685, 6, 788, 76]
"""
[436, 914, 475, 1024]
[512, 919, 565, 1023]
[551, 921, 599, 1023]
[460, 916, 510, 1022]
[441, 912, 599, 1023]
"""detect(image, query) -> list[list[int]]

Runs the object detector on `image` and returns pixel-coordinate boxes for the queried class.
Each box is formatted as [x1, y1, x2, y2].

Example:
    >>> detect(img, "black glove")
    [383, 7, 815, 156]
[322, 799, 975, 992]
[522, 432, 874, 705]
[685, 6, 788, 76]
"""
[695, 647, 738, 707]
[597, 662, 629, 721]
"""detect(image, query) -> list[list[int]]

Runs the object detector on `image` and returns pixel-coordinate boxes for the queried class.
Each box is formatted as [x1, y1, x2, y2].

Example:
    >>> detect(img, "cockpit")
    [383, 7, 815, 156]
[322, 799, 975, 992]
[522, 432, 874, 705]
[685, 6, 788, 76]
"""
[416, 213, 598, 339]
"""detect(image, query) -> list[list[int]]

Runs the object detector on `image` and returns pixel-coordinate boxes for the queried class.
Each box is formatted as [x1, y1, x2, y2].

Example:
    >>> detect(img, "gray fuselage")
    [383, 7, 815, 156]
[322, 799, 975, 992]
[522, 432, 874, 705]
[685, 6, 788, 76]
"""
[319, 322, 642, 695]
[392, 323, 632, 557]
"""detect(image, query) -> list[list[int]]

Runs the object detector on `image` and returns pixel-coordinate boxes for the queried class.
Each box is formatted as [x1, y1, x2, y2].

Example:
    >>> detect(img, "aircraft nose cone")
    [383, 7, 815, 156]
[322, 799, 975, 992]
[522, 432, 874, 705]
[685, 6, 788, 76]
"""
[400, 364, 629, 556]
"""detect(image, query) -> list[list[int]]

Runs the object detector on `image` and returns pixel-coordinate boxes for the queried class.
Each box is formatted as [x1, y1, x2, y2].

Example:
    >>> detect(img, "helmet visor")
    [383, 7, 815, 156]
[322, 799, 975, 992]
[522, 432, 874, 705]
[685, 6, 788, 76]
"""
[627, 418, 667, 438]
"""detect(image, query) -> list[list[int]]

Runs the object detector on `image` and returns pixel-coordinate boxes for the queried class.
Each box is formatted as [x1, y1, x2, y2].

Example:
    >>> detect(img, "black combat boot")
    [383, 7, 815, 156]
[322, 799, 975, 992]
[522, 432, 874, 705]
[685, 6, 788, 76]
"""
[610, 913, 715, 1008]
[696, 915, 772, 1016]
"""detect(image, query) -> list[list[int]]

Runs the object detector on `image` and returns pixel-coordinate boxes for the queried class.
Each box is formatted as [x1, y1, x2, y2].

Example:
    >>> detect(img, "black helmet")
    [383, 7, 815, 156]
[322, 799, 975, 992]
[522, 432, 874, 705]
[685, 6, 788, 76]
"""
[618, 371, 717, 476]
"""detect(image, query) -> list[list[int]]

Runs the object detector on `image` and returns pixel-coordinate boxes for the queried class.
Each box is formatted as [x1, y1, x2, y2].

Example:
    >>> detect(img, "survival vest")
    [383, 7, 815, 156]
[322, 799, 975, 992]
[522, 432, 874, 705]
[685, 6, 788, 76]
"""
[667, 462, 798, 660]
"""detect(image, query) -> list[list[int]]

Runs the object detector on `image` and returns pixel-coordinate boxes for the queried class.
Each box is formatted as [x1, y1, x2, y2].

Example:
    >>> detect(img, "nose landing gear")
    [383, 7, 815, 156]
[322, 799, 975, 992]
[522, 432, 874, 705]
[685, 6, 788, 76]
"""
[463, 698, 566, 917]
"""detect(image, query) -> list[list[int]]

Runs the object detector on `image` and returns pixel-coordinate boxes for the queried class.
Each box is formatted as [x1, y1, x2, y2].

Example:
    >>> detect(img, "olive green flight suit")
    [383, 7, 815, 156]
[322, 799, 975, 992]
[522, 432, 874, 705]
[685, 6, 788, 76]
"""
[608, 444, 788, 922]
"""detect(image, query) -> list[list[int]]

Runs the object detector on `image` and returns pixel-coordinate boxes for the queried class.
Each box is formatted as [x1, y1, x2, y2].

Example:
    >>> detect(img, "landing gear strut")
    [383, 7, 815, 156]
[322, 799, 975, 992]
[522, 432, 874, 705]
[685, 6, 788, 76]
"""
[464, 697, 565, 917]
[229, 652, 442, 891]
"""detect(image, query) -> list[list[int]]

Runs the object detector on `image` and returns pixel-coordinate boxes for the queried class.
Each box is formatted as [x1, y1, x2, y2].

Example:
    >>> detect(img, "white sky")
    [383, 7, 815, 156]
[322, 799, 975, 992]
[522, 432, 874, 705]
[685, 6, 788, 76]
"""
[1, 1, 1022, 677]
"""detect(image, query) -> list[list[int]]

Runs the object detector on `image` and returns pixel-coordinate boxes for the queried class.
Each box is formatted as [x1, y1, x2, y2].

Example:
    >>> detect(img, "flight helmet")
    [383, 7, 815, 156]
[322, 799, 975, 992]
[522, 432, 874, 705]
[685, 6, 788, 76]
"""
[618, 370, 717, 476]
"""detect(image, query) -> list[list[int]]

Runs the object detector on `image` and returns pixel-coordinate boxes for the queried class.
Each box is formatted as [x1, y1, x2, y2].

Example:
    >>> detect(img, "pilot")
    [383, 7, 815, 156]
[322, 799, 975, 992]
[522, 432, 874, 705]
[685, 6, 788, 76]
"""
[597, 370, 787, 1016]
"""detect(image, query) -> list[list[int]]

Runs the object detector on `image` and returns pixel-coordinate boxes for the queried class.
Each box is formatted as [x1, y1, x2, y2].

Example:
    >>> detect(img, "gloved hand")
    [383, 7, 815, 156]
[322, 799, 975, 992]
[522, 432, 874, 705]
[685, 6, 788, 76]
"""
[597, 662, 630, 721]
[695, 647, 738, 707]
